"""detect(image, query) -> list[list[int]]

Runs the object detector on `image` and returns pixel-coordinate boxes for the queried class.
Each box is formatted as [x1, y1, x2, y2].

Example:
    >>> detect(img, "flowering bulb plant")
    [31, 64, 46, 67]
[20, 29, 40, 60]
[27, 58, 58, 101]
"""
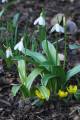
[1, 9, 79, 103]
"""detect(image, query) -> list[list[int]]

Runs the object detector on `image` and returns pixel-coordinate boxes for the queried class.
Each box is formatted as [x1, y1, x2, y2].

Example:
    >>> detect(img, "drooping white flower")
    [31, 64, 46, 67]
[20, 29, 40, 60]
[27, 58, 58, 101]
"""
[34, 13, 45, 26]
[6, 47, 13, 58]
[50, 23, 64, 33]
[14, 37, 24, 52]
[2, 0, 7, 3]
[58, 53, 64, 61]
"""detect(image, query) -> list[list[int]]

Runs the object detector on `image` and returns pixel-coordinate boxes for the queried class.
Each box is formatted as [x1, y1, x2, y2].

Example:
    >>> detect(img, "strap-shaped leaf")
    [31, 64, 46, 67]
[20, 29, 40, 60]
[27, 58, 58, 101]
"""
[38, 86, 50, 100]
[0, 9, 5, 17]
[13, 13, 20, 27]
[42, 40, 60, 66]
[18, 59, 27, 83]
[26, 68, 43, 90]
[69, 44, 80, 50]
[23, 48, 46, 64]
[67, 65, 80, 80]
[11, 84, 21, 96]
[41, 74, 54, 86]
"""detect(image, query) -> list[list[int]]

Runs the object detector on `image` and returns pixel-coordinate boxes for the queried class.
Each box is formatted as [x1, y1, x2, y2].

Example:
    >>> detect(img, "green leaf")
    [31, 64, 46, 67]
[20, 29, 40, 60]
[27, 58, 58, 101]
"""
[20, 85, 29, 97]
[67, 65, 80, 80]
[52, 66, 66, 81]
[13, 13, 20, 27]
[39, 86, 50, 100]
[0, 9, 5, 17]
[18, 59, 27, 83]
[26, 68, 43, 90]
[42, 40, 60, 66]
[23, 48, 46, 64]
[69, 44, 80, 50]
[11, 84, 21, 96]
[41, 74, 54, 86]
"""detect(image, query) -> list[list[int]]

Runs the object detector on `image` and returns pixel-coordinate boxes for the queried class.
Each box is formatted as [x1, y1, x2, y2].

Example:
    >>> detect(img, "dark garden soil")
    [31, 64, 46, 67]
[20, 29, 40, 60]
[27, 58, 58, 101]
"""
[1, 0, 80, 120]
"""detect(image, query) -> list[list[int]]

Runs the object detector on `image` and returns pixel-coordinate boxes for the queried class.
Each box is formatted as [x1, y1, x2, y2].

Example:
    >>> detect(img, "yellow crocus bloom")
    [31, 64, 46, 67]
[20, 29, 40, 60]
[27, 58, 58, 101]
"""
[58, 90, 68, 98]
[67, 85, 77, 94]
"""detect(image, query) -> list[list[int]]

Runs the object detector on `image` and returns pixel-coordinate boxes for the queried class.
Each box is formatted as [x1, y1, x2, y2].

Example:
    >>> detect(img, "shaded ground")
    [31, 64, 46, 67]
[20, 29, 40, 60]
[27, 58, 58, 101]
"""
[0, 0, 80, 120]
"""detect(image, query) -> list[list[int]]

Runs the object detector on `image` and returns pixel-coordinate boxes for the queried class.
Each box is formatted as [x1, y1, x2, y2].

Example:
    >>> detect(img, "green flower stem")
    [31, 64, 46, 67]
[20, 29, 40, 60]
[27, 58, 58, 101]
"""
[63, 25, 67, 69]
[55, 33, 59, 66]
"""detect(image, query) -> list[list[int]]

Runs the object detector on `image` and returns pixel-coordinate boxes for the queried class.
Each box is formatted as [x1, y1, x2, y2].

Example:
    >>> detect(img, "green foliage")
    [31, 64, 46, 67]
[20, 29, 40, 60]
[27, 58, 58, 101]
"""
[67, 65, 80, 80]
[26, 68, 43, 90]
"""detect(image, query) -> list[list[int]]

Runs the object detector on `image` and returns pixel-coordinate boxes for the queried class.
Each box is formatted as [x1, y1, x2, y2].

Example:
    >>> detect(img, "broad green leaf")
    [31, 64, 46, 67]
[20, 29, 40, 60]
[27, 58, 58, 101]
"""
[39, 61, 51, 71]
[42, 40, 60, 66]
[67, 65, 80, 80]
[26, 68, 43, 90]
[41, 74, 54, 86]
[18, 59, 27, 83]
[23, 48, 46, 64]
[39, 86, 50, 100]
[11, 84, 21, 96]
[13, 13, 20, 27]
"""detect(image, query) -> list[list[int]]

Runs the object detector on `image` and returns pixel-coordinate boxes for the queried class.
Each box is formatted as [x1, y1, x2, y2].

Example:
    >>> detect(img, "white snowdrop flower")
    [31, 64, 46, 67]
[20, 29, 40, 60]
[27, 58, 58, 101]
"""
[14, 37, 24, 52]
[34, 13, 45, 26]
[2, 0, 7, 3]
[6, 47, 13, 58]
[58, 53, 64, 61]
[50, 23, 64, 33]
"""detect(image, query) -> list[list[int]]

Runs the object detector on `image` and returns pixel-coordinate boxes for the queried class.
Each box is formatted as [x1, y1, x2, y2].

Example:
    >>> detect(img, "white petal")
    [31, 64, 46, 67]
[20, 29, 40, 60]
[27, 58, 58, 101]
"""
[50, 23, 64, 33]
[58, 53, 64, 61]
[6, 48, 12, 58]
[34, 17, 39, 25]
[34, 16, 45, 26]
[38, 16, 45, 26]
[14, 43, 19, 50]
[14, 37, 24, 52]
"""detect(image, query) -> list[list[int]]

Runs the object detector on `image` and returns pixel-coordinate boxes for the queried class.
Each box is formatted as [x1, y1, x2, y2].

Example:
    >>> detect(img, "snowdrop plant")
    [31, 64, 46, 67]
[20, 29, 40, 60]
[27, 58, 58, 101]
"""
[34, 11, 46, 42]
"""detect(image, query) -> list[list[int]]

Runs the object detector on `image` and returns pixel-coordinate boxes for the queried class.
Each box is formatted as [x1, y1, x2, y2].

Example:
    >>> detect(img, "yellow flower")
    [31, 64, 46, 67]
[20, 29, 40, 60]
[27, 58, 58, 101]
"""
[58, 90, 68, 98]
[35, 90, 45, 99]
[35, 87, 50, 100]
[67, 85, 77, 94]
